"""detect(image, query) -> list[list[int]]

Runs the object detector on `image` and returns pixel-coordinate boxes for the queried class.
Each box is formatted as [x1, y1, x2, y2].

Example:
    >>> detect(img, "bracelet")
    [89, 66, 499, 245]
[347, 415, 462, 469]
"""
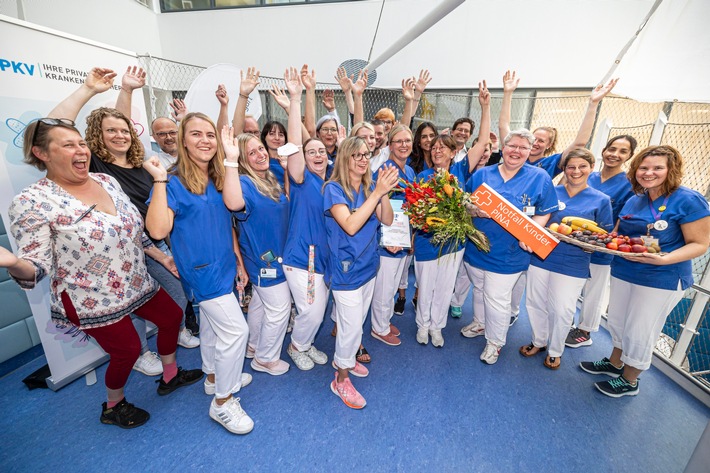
[223, 159, 239, 168]
[239, 93, 249, 99]
[153, 180, 168, 184]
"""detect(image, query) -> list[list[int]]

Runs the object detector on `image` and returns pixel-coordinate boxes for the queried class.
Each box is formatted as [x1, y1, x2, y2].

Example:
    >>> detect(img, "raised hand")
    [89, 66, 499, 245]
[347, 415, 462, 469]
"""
[169, 98, 187, 122]
[221, 125, 239, 164]
[144, 155, 168, 181]
[478, 80, 490, 106]
[590, 78, 618, 103]
[240, 67, 260, 96]
[335, 66, 353, 93]
[415, 69, 432, 95]
[85, 67, 117, 94]
[401, 77, 416, 101]
[336, 124, 347, 147]
[215, 84, 229, 106]
[301, 64, 316, 91]
[375, 164, 399, 196]
[322, 89, 335, 111]
[351, 69, 368, 96]
[283, 66, 303, 97]
[268, 85, 290, 111]
[502, 70, 519, 93]
[121, 66, 146, 92]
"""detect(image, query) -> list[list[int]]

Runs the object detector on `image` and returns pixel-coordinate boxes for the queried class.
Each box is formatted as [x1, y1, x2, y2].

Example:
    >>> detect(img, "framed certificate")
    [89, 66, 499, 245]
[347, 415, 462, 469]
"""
[380, 200, 412, 248]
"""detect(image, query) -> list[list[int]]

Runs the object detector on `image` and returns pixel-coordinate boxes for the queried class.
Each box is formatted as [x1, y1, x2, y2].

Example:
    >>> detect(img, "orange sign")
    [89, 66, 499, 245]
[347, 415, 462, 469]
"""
[473, 183, 558, 259]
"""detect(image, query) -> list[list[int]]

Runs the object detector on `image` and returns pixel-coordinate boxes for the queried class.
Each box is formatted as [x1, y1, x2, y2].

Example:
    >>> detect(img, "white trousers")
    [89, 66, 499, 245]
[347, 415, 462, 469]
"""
[398, 254, 413, 290]
[199, 293, 249, 398]
[333, 278, 376, 370]
[607, 277, 684, 371]
[247, 281, 292, 363]
[526, 265, 587, 357]
[450, 259, 472, 308]
[511, 271, 526, 316]
[578, 263, 611, 332]
[283, 265, 329, 351]
[371, 256, 408, 335]
[415, 250, 464, 331]
[465, 263, 523, 347]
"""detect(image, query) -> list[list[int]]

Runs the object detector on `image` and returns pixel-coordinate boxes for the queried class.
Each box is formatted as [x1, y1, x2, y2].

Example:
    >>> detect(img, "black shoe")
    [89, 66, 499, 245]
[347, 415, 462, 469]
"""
[595, 376, 639, 398]
[509, 314, 518, 327]
[412, 297, 418, 309]
[156, 367, 203, 396]
[184, 303, 199, 335]
[579, 357, 624, 376]
[100, 398, 150, 429]
[394, 296, 406, 316]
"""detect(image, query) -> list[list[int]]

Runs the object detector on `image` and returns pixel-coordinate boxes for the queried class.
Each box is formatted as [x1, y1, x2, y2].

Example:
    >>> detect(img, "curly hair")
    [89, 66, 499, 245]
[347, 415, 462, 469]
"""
[85, 107, 144, 167]
[627, 145, 684, 197]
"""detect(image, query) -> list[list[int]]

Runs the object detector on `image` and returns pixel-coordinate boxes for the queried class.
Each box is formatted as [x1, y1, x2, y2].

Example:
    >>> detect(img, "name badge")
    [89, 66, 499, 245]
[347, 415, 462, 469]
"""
[260, 268, 277, 279]
[654, 220, 668, 231]
[523, 205, 536, 217]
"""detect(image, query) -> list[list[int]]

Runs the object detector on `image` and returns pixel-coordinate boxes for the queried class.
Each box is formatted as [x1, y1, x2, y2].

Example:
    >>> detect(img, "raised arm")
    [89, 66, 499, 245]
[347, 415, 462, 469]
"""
[143, 156, 174, 240]
[221, 126, 245, 211]
[329, 165, 399, 235]
[335, 66, 355, 117]
[401, 69, 431, 128]
[302, 64, 317, 138]
[169, 98, 187, 123]
[215, 84, 230, 131]
[283, 67, 306, 183]
[350, 69, 368, 126]
[232, 67, 260, 134]
[115, 66, 146, 119]
[498, 69, 519, 141]
[47, 67, 117, 120]
[466, 81, 492, 173]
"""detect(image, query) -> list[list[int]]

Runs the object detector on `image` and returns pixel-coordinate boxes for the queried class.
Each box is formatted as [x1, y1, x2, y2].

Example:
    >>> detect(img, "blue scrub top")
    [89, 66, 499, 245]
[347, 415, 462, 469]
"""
[588, 171, 634, 265]
[530, 185, 613, 278]
[323, 182, 380, 290]
[269, 158, 286, 187]
[530, 153, 563, 178]
[611, 187, 710, 290]
[233, 176, 289, 287]
[283, 169, 328, 276]
[373, 159, 416, 258]
[464, 164, 558, 274]
[153, 176, 236, 303]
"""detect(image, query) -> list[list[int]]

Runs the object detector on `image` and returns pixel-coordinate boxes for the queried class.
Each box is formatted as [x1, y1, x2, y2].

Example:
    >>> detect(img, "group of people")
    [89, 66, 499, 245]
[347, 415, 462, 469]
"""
[1, 64, 708, 434]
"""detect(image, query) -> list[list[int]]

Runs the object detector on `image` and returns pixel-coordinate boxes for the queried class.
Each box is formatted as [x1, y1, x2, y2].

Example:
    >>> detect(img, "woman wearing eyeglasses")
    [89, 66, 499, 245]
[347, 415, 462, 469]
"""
[463, 129, 558, 365]
[2, 116, 201, 429]
[324, 136, 399, 408]
[522, 149, 613, 370]
[370, 124, 416, 347]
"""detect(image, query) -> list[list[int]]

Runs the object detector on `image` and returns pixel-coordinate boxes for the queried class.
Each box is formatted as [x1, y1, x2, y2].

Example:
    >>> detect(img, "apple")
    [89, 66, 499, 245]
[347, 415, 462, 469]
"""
[629, 237, 645, 246]
[548, 223, 559, 232]
[606, 241, 618, 250]
[631, 244, 648, 253]
[557, 223, 573, 235]
[618, 244, 632, 253]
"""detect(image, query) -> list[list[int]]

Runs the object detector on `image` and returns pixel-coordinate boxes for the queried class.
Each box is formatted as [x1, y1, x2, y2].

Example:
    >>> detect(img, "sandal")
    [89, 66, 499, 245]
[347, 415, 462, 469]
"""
[519, 343, 546, 357]
[544, 355, 561, 370]
[356, 345, 371, 364]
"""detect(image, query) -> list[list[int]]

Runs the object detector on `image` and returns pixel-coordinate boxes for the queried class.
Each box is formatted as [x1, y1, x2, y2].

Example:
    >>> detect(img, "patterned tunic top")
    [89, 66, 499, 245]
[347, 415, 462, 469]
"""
[8, 173, 158, 328]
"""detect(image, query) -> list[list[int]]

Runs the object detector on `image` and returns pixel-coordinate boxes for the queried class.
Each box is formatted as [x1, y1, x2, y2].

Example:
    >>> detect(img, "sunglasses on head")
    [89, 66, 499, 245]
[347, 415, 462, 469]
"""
[30, 118, 76, 146]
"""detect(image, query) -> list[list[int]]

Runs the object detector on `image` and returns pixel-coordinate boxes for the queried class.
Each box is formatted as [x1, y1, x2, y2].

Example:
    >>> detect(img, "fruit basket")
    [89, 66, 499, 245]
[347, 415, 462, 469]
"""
[553, 233, 646, 257]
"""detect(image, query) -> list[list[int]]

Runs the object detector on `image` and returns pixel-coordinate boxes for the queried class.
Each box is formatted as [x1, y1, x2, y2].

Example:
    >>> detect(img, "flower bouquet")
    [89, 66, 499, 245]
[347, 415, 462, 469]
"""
[402, 169, 490, 253]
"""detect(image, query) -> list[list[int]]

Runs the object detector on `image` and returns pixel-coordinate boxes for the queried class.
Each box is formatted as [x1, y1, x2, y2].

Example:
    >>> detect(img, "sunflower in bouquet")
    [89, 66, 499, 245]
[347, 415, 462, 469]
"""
[402, 169, 490, 253]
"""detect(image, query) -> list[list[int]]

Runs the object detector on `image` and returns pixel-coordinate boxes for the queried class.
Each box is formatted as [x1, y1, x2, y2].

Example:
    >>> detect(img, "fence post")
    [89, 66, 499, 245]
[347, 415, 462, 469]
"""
[591, 118, 612, 172]
[670, 265, 710, 366]
[648, 110, 668, 145]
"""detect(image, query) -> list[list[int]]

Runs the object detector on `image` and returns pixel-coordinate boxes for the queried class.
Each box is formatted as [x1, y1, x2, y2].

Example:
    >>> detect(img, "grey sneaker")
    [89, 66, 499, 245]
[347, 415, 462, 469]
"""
[579, 357, 624, 376]
[287, 345, 314, 371]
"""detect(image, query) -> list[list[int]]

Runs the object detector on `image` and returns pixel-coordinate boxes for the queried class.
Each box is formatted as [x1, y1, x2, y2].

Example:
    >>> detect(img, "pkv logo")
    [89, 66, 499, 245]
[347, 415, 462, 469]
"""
[0, 59, 36, 75]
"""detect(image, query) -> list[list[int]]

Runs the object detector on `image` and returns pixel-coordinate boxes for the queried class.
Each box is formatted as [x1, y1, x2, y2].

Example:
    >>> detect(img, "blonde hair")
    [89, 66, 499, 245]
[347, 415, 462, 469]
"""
[350, 121, 375, 138]
[175, 113, 225, 194]
[237, 133, 282, 201]
[327, 136, 372, 203]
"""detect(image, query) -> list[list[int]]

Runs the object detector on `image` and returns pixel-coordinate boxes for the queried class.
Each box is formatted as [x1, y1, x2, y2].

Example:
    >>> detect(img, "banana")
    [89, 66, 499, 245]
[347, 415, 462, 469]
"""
[566, 217, 607, 234]
[562, 216, 596, 227]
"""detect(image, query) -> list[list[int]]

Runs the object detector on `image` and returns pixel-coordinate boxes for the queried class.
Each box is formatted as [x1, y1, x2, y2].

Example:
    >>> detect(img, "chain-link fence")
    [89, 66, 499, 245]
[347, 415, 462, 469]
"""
[138, 54, 710, 388]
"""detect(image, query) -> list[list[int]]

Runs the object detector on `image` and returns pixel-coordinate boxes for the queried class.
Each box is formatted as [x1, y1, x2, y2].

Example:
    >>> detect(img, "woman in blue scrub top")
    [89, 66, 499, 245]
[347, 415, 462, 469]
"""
[463, 129, 558, 365]
[414, 80, 491, 348]
[522, 149, 613, 370]
[145, 113, 253, 435]
[324, 136, 399, 409]
[568, 135, 637, 349]
[370, 124, 417, 347]
[581, 145, 710, 397]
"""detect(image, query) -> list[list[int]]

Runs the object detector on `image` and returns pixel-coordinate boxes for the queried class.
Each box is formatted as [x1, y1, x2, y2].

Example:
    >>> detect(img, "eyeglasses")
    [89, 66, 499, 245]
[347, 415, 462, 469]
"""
[155, 131, 177, 139]
[351, 152, 372, 161]
[431, 145, 452, 152]
[381, 120, 394, 126]
[453, 128, 471, 134]
[306, 149, 328, 157]
[505, 144, 532, 152]
[30, 118, 75, 146]
[391, 139, 412, 146]
[320, 127, 338, 134]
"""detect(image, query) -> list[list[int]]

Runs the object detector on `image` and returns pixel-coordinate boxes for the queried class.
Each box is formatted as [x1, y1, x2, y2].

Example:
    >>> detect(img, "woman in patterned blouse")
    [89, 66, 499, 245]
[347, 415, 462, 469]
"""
[1, 118, 202, 429]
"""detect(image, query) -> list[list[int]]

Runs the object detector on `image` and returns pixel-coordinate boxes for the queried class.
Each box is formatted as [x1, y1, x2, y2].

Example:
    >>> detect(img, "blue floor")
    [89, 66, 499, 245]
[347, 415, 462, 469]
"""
[1, 269, 708, 472]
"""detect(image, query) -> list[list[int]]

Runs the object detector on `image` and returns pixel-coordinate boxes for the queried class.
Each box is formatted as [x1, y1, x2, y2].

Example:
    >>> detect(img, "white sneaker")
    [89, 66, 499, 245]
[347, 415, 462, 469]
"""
[204, 373, 252, 395]
[287, 344, 315, 371]
[209, 397, 254, 434]
[416, 328, 429, 345]
[305, 346, 328, 365]
[178, 328, 200, 348]
[430, 329, 444, 348]
[480, 342, 501, 365]
[461, 321, 485, 338]
[132, 351, 163, 376]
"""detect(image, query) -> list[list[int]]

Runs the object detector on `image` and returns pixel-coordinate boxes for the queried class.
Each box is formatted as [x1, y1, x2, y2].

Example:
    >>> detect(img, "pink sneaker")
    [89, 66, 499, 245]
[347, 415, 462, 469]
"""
[245, 345, 256, 359]
[330, 372, 366, 409]
[332, 360, 369, 378]
[389, 324, 401, 337]
[251, 358, 289, 376]
[371, 330, 401, 346]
